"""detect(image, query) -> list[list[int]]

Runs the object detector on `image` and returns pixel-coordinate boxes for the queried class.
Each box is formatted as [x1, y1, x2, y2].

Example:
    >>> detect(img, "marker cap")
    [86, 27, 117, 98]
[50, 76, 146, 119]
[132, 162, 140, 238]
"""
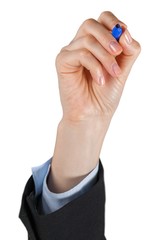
[112, 24, 123, 41]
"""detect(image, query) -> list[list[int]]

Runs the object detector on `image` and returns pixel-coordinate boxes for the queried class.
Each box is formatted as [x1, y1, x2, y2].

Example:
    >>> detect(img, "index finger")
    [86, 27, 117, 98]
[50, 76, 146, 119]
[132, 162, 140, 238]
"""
[98, 11, 127, 31]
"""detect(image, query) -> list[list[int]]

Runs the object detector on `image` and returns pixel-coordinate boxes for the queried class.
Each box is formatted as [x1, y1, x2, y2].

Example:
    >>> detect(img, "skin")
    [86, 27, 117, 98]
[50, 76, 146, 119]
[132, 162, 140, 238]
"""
[47, 11, 141, 193]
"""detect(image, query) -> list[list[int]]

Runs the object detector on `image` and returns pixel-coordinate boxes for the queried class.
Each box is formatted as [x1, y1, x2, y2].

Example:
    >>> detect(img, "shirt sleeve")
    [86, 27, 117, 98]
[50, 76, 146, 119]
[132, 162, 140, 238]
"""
[32, 157, 99, 215]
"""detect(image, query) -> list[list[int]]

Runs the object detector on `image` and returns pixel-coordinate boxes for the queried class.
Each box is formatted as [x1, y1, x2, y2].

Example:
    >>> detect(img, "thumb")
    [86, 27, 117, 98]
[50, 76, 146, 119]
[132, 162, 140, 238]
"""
[117, 29, 141, 81]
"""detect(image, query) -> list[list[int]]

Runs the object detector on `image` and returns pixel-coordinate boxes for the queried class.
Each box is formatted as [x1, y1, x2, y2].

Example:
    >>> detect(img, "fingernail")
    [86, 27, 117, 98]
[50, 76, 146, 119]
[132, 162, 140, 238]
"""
[124, 31, 132, 44]
[98, 76, 105, 86]
[112, 63, 121, 76]
[109, 41, 122, 53]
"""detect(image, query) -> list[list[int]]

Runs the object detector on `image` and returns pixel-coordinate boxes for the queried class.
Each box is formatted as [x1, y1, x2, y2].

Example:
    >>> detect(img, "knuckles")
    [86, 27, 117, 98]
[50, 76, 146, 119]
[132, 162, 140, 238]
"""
[131, 40, 141, 57]
[55, 52, 61, 67]
[82, 18, 96, 29]
[99, 11, 116, 25]
[78, 48, 91, 58]
[135, 41, 141, 55]
[99, 11, 114, 19]
[55, 49, 67, 67]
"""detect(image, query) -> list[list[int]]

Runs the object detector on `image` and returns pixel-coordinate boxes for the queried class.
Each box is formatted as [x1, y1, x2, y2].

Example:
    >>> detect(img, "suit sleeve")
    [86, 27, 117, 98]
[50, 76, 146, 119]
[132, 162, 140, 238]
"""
[19, 160, 106, 240]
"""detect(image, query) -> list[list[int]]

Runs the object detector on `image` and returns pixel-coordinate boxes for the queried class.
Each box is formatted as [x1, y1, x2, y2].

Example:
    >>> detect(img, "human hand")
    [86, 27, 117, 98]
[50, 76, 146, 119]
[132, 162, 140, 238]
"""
[56, 11, 141, 125]
[49, 11, 141, 192]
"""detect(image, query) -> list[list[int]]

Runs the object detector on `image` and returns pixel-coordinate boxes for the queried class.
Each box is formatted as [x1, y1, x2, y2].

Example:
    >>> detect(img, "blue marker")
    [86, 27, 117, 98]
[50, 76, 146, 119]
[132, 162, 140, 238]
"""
[112, 24, 123, 41]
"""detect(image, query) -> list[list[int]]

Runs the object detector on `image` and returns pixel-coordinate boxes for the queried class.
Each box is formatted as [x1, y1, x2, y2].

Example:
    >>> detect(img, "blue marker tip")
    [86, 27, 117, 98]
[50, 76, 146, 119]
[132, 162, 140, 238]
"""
[112, 24, 123, 41]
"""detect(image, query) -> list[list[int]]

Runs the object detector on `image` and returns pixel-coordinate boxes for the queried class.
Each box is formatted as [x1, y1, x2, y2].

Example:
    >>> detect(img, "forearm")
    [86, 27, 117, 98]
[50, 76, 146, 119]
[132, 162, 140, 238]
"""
[48, 117, 109, 193]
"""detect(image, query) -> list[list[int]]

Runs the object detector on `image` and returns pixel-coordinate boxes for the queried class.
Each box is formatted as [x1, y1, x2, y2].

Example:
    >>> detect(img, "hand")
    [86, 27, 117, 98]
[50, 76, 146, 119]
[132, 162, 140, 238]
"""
[56, 11, 141, 125]
[49, 11, 141, 192]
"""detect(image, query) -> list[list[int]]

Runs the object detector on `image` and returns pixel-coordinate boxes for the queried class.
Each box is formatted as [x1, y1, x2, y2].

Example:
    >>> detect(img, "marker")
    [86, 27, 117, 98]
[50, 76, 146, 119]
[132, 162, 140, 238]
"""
[112, 24, 123, 41]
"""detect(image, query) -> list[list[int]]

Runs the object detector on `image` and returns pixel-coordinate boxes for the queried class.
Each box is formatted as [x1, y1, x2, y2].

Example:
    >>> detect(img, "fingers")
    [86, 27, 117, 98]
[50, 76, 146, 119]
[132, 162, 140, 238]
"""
[98, 11, 127, 30]
[65, 36, 121, 78]
[62, 15, 124, 83]
[58, 11, 141, 86]
[98, 11, 140, 58]
[56, 49, 105, 86]
[116, 29, 141, 78]
[119, 29, 140, 57]
[73, 18, 123, 56]
[97, 11, 141, 78]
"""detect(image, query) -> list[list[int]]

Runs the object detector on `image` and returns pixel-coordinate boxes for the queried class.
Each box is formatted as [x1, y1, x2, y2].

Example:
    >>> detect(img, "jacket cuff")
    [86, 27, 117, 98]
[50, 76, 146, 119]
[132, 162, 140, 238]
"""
[19, 160, 106, 240]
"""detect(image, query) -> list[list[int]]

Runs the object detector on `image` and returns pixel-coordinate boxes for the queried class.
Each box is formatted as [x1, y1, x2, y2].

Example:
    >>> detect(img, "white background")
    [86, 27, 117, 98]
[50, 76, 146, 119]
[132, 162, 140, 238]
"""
[0, 0, 155, 239]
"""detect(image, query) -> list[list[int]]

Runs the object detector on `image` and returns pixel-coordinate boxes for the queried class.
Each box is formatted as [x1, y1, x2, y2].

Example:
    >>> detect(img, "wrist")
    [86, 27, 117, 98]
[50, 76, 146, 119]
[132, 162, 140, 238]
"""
[48, 117, 108, 192]
[54, 117, 108, 170]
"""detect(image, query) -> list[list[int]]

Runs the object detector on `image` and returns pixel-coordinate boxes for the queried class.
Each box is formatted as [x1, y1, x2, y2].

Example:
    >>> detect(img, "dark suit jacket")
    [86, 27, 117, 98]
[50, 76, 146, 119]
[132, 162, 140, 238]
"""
[19, 160, 106, 240]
